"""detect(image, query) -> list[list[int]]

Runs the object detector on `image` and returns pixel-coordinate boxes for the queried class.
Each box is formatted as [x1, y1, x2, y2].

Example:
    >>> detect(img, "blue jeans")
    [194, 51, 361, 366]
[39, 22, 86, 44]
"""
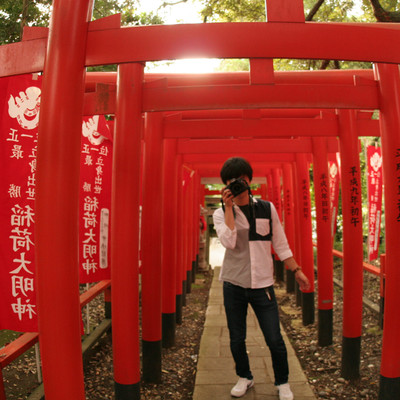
[223, 281, 289, 385]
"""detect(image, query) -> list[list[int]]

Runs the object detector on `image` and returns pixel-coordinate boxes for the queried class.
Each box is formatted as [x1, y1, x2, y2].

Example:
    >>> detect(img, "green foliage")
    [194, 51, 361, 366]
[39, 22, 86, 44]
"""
[93, 0, 163, 26]
[304, 0, 358, 21]
[200, 0, 266, 22]
[0, 0, 51, 45]
[0, 0, 163, 47]
[201, 0, 385, 71]
[216, 58, 250, 71]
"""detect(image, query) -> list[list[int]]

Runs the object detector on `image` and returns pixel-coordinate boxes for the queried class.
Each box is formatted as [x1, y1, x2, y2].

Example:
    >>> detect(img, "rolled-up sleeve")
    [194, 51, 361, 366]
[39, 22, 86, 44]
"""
[270, 203, 293, 261]
[213, 208, 237, 250]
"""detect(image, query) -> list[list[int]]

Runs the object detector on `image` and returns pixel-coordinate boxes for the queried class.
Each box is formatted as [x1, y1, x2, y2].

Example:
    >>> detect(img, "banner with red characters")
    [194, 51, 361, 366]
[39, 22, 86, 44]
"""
[367, 146, 383, 262]
[0, 74, 41, 332]
[79, 116, 112, 283]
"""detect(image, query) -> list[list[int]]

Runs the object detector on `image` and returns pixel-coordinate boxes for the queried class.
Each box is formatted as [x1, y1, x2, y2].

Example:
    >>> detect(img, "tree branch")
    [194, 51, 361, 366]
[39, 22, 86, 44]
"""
[305, 0, 326, 21]
[158, 0, 188, 11]
[369, 0, 400, 22]
[320, 59, 330, 70]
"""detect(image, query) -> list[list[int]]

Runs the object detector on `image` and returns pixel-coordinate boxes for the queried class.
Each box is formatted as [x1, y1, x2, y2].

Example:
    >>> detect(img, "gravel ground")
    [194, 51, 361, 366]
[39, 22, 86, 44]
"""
[277, 262, 382, 400]
[2, 265, 382, 400]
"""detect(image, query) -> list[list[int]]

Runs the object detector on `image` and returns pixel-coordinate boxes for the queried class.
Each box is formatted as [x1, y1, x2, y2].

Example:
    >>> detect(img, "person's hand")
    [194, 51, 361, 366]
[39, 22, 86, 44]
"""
[295, 270, 310, 292]
[221, 187, 234, 208]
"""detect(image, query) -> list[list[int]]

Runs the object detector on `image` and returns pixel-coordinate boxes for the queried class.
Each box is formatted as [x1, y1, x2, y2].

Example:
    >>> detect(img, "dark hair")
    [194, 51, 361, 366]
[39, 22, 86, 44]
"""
[220, 157, 253, 184]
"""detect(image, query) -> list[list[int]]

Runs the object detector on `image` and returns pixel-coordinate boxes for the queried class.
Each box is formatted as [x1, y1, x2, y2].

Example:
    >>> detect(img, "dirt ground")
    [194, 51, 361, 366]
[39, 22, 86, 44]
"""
[1, 266, 382, 400]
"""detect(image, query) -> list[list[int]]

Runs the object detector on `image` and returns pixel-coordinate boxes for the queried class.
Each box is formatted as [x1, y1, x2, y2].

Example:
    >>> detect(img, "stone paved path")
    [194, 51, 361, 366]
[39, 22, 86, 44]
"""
[193, 267, 317, 400]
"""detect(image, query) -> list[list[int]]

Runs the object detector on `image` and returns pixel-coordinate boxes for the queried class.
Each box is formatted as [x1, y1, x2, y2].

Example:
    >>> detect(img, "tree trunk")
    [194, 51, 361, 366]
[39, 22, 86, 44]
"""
[20, 0, 30, 39]
[369, 0, 400, 22]
[306, 0, 326, 21]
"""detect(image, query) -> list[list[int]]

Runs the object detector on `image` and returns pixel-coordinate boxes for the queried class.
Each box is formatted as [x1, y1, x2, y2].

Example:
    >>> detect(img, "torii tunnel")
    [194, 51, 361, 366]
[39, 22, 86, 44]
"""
[1, 0, 400, 398]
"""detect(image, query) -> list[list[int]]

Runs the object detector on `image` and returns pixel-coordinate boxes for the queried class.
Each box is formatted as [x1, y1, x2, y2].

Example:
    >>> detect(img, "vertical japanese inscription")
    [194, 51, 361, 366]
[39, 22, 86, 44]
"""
[302, 179, 309, 219]
[80, 116, 111, 282]
[320, 173, 329, 222]
[349, 166, 360, 227]
[367, 147, 382, 261]
[1, 75, 41, 329]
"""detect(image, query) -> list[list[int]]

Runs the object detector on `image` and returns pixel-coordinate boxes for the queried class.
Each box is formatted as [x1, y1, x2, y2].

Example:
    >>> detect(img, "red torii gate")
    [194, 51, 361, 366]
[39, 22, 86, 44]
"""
[0, 0, 400, 399]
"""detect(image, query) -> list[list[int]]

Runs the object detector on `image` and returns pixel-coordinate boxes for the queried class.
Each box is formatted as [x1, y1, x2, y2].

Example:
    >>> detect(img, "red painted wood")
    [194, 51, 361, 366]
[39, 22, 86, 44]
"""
[178, 138, 308, 154]
[79, 280, 111, 308]
[312, 137, 334, 311]
[111, 63, 143, 385]
[272, 168, 282, 221]
[35, 1, 94, 398]
[162, 139, 178, 314]
[374, 63, 400, 379]
[282, 164, 296, 257]
[184, 153, 297, 163]
[0, 38, 47, 76]
[176, 157, 184, 296]
[85, 23, 400, 67]
[0, 333, 38, 369]
[143, 83, 378, 112]
[265, 0, 305, 22]
[165, 118, 339, 138]
[337, 109, 364, 339]
[294, 153, 315, 293]
[141, 112, 164, 342]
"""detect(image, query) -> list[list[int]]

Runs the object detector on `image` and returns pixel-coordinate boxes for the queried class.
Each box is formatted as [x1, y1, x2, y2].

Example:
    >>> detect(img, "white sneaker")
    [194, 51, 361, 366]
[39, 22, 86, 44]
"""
[277, 383, 294, 400]
[230, 377, 254, 397]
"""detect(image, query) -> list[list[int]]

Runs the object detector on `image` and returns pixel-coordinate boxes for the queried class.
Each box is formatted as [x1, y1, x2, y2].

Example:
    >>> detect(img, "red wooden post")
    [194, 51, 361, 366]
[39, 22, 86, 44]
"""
[0, 371, 5, 400]
[200, 182, 206, 208]
[374, 63, 400, 398]
[272, 168, 283, 220]
[185, 174, 193, 294]
[261, 183, 267, 200]
[175, 155, 184, 324]
[265, 0, 305, 22]
[181, 165, 188, 306]
[267, 173, 273, 201]
[291, 162, 302, 263]
[189, 173, 195, 283]
[112, 63, 143, 398]
[162, 138, 178, 348]
[272, 168, 284, 281]
[282, 163, 296, 293]
[379, 254, 385, 330]
[292, 161, 303, 307]
[337, 109, 363, 380]
[141, 112, 164, 383]
[294, 153, 315, 325]
[35, 1, 93, 398]
[312, 137, 334, 347]
[193, 172, 200, 280]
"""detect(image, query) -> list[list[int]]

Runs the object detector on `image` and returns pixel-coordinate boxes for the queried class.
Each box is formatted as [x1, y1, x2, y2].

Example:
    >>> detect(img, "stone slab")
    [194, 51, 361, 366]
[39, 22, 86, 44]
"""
[193, 384, 255, 400]
[197, 356, 234, 371]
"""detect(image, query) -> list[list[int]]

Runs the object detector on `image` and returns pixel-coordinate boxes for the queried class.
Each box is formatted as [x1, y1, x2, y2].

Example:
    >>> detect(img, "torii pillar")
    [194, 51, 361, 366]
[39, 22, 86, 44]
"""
[337, 109, 363, 380]
[112, 62, 143, 398]
[35, 0, 93, 398]
[282, 163, 296, 293]
[175, 155, 184, 324]
[312, 137, 334, 347]
[141, 112, 164, 383]
[374, 63, 400, 399]
[162, 138, 178, 348]
[294, 153, 315, 325]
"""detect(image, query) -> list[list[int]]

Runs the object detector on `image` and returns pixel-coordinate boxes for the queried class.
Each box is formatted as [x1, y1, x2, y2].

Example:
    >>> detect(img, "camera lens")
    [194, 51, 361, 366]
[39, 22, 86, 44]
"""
[231, 181, 242, 195]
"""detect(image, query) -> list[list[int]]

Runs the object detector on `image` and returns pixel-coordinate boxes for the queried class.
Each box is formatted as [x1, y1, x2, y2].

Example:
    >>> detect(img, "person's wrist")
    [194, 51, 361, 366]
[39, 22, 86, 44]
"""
[292, 266, 302, 275]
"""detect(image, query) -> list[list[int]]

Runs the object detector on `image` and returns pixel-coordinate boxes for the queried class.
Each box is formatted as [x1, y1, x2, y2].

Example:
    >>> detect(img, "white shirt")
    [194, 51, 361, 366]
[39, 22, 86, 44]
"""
[213, 199, 293, 289]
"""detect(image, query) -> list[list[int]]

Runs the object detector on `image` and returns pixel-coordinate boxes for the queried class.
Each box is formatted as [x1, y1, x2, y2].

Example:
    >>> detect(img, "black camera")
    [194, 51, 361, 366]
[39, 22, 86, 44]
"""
[225, 178, 248, 198]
